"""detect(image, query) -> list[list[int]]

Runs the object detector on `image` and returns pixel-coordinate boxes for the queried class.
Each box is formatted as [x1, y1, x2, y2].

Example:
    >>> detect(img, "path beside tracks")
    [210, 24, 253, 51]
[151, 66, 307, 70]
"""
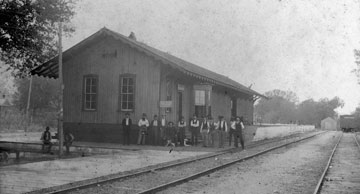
[158, 131, 340, 194]
[314, 132, 360, 194]
[64, 131, 326, 194]
[0, 131, 323, 194]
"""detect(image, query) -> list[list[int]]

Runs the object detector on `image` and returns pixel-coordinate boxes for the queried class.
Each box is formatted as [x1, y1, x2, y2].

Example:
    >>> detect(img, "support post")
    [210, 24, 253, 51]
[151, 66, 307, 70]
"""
[58, 21, 64, 156]
[25, 76, 33, 132]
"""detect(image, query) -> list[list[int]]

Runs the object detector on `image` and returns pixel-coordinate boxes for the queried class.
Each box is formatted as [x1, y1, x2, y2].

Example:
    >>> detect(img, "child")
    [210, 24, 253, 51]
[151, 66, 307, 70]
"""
[64, 132, 75, 154]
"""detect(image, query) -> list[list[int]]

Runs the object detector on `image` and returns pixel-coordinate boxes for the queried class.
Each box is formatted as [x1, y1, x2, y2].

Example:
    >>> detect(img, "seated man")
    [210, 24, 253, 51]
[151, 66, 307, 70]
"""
[40, 126, 52, 153]
[64, 132, 75, 154]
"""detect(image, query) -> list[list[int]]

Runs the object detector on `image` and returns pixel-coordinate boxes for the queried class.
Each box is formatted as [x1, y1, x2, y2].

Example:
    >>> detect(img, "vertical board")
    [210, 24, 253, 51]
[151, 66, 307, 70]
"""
[63, 37, 160, 124]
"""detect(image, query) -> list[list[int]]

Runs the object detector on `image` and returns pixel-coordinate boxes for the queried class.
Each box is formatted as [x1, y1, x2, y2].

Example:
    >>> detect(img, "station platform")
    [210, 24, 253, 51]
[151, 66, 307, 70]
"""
[0, 144, 210, 194]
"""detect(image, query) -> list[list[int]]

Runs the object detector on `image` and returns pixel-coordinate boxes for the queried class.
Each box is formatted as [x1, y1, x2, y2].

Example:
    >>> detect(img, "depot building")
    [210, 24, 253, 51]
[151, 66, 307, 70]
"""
[32, 27, 264, 144]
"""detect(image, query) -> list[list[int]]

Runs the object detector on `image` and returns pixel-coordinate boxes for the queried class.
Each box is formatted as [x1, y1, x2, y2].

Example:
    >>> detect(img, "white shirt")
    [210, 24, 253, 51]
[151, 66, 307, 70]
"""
[200, 121, 210, 131]
[153, 120, 158, 126]
[178, 121, 186, 127]
[230, 121, 236, 129]
[190, 119, 199, 127]
[161, 118, 166, 127]
[138, 119, 149, 127]
[125, 118, 129, 125]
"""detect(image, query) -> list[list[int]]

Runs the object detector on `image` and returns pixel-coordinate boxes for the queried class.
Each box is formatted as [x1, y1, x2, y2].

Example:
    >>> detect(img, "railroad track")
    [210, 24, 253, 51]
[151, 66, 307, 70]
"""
[313, 132, 360, 194]
[28, 131, 324, 194]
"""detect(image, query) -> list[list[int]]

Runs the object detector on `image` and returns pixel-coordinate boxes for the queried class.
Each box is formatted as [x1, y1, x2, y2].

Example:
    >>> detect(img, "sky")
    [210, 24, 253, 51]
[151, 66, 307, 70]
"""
[59, 0, 360, 114]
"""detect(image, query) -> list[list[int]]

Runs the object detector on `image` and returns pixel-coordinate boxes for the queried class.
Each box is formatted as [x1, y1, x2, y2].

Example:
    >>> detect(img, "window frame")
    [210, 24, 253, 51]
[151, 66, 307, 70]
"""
[119, 74, 136, 112]
[82, 74, 99, 111]
[194, 90, 206, 106]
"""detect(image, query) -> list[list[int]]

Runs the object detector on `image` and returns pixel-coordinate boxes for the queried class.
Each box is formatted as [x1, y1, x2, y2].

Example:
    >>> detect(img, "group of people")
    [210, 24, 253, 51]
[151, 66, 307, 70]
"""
[122, 113, 246, 149]
[40, 126, 75, 154]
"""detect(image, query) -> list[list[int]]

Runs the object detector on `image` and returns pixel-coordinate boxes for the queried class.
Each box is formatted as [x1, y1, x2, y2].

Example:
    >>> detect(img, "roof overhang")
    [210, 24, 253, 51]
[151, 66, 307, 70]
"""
[31, 27, 266, 99]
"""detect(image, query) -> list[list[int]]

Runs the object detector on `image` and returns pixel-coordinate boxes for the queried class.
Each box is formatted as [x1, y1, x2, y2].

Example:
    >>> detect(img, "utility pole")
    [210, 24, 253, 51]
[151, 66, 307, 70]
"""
[25, 76, 33, 132]
[58, 21, 64, 156]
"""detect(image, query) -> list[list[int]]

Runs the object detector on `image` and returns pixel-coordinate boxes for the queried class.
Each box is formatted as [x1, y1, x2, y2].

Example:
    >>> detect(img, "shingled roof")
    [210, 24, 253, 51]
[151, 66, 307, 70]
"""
[31, 27, 264, 98]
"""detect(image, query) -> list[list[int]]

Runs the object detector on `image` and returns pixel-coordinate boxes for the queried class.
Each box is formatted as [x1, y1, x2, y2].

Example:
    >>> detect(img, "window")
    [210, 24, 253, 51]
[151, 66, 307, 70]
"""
[120, 75, 135, 111]
[195, 90, 205, 106]
[83, 75, 98, 111]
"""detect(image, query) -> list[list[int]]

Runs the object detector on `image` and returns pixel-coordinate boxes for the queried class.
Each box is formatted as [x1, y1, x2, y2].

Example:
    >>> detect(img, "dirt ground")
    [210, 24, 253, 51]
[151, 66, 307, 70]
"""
[160, 131, 340, 194]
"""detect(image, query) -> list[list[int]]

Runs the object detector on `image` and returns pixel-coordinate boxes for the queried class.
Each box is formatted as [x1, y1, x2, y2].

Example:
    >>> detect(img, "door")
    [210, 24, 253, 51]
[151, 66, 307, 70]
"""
[178, 91, 183, 120]
[231, 98, 237, 117]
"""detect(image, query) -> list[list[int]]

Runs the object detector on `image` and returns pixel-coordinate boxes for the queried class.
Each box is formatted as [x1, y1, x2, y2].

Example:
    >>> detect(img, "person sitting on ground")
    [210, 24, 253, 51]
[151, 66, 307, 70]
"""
[40, 126, 52, 153]
[165, 121, 176, 147]
[64, 132, 75, 154]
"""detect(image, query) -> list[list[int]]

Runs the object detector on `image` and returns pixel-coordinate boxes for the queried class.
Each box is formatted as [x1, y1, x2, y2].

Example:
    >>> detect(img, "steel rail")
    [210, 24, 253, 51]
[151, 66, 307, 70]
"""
[354, 133, 360, 151]
[312, 132, 343, 194]
[26, 131, 323, 194]
[137, 131, 327, 194]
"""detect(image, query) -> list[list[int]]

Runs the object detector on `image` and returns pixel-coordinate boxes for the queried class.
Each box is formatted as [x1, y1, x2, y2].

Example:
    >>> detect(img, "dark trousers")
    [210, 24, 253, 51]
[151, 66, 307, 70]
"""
[178, 127, 186, 146]
[208, 130, 216, 147]
[234, 130, 244, 149]
[190, 127, 199, 145]
[64, 141, 73, 154]
[228, 128, 235, 146]
[218, 130, 226, 148]
[123, 127, 131, 145]
[152, 127, 160, 146]
[42, 141, 52, 153]
[137, 127, 147, 145]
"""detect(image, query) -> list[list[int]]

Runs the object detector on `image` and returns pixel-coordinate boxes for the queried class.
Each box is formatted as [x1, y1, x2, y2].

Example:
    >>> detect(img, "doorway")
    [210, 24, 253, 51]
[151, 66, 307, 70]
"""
[178, 91, 183, 120]
[231, 98, 237, 117]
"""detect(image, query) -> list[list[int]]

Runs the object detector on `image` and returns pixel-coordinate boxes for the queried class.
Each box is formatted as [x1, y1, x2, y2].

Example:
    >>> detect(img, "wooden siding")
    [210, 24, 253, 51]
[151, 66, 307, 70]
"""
[63, 36, 161, 124]
[211, 87, 232, 122]
[237, 97, 254, 123]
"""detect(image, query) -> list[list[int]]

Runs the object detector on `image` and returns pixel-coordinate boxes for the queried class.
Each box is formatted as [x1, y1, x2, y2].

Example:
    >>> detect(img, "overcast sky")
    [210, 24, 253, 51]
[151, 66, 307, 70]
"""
[62, 0, 360, 114]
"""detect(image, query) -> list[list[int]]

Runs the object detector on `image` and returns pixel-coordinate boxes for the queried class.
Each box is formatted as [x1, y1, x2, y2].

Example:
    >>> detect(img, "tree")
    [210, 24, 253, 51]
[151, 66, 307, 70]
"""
[353, 49, 360, 84]
[13, 76, 60, 112]
[297, 97, 344, 127]
[0, 0, 76, 76]
[255, 89, 298, 124]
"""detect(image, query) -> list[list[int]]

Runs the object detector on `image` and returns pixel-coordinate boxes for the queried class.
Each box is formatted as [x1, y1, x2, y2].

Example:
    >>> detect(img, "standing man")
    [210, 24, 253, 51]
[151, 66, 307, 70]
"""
[207, 116, 216, 147]
[200, 116, 210, 147]
[150, 115, 160, 145]
[216, 116, 228, 148]
[190, 114, 200, 146]
[177, 116, 186, 146]
[234, 116, 245, 149]
[160, 114, 167, 145]
[122, 112, 132, 145]
[137, 113, 149, 145]
[228, 117, 236, 146]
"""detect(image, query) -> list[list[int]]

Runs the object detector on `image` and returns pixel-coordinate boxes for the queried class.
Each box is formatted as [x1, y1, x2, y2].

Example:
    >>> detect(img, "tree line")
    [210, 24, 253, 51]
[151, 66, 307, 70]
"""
[254, 89, 345, 127]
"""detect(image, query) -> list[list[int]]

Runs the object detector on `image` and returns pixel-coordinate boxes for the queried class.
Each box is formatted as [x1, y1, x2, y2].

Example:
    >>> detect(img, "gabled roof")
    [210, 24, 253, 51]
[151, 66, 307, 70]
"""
[31, 27, 265, 98]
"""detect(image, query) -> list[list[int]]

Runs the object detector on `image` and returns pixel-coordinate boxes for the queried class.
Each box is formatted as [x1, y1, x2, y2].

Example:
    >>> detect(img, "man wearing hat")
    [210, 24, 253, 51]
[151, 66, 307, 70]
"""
[216, 115, 228, 148]
[234, 116, 245, 149]
[122, 112, 132, 145]
[137, 113, 149, 145]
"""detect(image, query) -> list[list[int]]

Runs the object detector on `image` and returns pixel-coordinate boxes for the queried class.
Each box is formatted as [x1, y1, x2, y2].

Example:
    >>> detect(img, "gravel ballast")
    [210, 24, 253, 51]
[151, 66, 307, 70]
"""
[66, 131, 325, 194]
[160, 131, 340, 194]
